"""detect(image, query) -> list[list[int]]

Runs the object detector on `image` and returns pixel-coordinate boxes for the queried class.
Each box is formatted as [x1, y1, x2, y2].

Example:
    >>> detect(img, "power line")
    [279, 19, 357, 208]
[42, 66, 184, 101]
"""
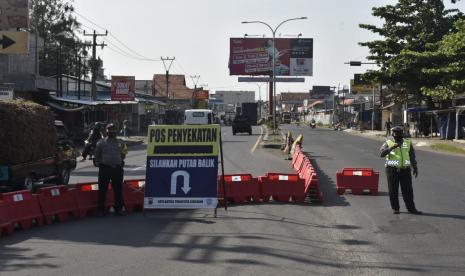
[73, 10, 159, 61]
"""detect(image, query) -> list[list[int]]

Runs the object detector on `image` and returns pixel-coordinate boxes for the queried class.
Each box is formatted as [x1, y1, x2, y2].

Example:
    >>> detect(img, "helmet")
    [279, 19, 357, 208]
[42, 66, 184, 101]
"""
[391, 126, 403, 139]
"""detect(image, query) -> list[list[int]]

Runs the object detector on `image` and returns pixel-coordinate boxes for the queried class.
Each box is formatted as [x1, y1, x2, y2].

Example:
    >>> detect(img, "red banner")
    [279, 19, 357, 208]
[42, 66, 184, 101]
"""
[229, 37, 313, 76]
[194, 90, 209, 100]
[111, 76, 135, 101]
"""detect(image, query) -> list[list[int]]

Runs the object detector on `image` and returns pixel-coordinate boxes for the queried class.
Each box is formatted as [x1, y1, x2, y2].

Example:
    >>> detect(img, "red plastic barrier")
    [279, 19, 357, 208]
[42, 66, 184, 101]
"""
[0, 201, 14, 238]
[74, 182, 114, 217]
[336, 168, 379, 195]
[37, 186, 79, 224]
[293, 151, 306, 173]
[291, 145, 302, 167]
[259, 173, 306, 202]
[218, 174, 260, 204]
[0, 190, 44, 230]
[123, 179, 145, 212]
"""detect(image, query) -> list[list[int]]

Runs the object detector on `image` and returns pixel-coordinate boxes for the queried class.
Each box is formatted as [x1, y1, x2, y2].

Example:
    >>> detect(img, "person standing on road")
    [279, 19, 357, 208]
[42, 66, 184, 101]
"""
[384, 118, 392, 137]
[379, 126, 422, 215]
[94, 123, 128, 216]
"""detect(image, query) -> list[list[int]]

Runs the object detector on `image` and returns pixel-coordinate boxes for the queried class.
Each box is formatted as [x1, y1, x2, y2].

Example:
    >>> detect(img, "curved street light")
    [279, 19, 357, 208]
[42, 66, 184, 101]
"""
[242, 17, 307, 131]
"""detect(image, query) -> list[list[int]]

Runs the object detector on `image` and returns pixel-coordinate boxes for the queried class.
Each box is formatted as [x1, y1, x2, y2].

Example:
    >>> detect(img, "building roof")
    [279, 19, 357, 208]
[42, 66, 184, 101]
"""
[153, 74, 194, 100]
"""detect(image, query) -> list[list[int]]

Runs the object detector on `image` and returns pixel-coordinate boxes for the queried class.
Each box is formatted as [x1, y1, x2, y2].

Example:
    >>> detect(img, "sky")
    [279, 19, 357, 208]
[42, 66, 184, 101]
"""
[73, 0, 465, 100]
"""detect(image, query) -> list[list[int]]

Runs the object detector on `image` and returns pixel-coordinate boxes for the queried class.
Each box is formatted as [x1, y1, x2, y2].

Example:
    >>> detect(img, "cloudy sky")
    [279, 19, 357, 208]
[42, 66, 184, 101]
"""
[73, 0, 464, 99]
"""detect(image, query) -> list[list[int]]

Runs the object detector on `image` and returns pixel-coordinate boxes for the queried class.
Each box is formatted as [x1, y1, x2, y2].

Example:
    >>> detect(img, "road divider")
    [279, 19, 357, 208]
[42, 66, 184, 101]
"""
[37, 186, 79, 224]
[336, 168, 379, 195]
[0, 190, 44, 230]
[289, 144, 323, 202]
[218, 174, 260, 204]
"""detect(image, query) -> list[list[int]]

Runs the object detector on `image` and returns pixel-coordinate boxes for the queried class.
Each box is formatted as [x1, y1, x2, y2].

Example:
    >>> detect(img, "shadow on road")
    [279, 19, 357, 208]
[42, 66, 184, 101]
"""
[306, 153, 350, 207]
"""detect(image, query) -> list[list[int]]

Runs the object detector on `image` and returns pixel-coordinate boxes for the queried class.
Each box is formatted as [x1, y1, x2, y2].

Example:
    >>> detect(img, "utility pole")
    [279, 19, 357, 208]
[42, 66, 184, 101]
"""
[190, 75, 200, 108]
[161, 57, 175, 106]
[84, 30, 107, 101]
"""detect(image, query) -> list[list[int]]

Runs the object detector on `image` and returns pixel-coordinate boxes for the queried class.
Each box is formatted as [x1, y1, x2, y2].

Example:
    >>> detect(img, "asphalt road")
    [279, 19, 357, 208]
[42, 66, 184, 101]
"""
[1, 125, 465, 275]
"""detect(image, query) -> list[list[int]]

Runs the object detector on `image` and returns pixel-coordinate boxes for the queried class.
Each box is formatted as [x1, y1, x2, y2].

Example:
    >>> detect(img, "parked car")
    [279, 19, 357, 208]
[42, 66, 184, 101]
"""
[232, 115, 252, 135]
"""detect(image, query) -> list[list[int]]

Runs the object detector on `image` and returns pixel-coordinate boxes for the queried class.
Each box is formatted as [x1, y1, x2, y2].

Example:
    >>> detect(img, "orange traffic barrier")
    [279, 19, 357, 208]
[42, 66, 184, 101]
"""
[75, 182, 114, 217]
[0, 201, 14, 238]
[218, 174, 261, 204]
[37, 186, 79, 224]
[123, 179, 145, 212]
[0, 190, 44, 230]
[336, 168, 379, 195]
[259, 173, 306, 202]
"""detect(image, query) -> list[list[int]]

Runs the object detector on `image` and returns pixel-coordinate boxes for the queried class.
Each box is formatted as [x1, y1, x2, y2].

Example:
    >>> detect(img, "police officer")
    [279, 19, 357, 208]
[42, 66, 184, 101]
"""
[94, 123, 128, 216]
[380, 126, 422, 215]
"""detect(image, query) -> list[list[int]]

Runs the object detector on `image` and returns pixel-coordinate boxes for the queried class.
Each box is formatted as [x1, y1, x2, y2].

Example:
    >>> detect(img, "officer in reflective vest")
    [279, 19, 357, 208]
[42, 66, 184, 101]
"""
[380, 126, 422, 215]
[94, 123, 128, 216]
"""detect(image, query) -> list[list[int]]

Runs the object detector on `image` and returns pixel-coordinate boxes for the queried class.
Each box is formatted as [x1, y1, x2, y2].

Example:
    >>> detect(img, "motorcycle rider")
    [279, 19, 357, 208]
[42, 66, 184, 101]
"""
[310, 118, 316, 128]
[81, 122, 103, 161]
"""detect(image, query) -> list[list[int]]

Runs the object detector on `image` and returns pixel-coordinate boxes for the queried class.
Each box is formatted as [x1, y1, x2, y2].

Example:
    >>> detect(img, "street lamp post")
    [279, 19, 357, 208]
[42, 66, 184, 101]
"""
[242, 17, 307, 131]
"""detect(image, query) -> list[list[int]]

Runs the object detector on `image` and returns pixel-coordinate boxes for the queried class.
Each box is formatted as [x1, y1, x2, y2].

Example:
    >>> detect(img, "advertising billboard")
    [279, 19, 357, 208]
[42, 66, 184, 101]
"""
[144, 125, 220, 209]
[229, 37, 313, 76]
[0, 0, 29, 29]
[194, 90, 209, 100]
[111, 76, 135, 101]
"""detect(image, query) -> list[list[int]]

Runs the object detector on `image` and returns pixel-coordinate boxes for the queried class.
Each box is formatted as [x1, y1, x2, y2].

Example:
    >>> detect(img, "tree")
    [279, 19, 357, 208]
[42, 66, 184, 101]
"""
[359, 0, 463, 103]
[402, 19, 465, 99]
[29, 0, 88, 78]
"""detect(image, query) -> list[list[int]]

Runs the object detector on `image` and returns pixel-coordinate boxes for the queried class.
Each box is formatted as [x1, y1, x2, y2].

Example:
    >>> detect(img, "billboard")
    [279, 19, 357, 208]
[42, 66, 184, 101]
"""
[0, 0, 29, 29]
[144, 125, 220, 209]
[194, 89, 209, 100]
[111, 76, 135, 101]
[229, 37, 313, 76]
[350, 79, 380, 95]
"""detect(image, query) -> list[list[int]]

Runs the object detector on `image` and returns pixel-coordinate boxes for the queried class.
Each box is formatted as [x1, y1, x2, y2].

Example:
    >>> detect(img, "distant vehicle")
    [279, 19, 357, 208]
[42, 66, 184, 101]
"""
[184, 109, 213, 125]
[232, 115, 252, 135]
[241, 102, 258, 125]
[282, 112, 291, 124]
[0, 120, 78, 192]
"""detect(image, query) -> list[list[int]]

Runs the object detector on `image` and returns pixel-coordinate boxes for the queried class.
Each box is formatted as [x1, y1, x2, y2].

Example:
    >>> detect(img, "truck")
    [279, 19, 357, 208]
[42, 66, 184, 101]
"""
[282, 112, 291, 124]
[241, 102, 258, 126]
[0, 101, 78, 192]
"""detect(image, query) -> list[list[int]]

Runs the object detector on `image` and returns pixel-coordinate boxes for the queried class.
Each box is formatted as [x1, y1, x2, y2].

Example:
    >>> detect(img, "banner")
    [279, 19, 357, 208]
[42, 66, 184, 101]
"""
[194, 90, 209, 100]
[144, 125, 220, 209]
[229, 37, 313, 76]
[111, 76, 135, 101]
[350, 79, 380, 95]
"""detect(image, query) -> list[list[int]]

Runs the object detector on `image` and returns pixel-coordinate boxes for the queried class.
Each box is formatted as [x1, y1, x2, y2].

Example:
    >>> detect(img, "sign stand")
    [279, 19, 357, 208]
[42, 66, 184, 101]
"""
[214, 128, 228, 218]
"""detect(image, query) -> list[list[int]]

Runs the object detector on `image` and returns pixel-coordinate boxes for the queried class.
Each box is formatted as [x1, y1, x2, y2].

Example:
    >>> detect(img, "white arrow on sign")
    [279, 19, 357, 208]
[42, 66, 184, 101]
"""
[170, 170, 191, 195]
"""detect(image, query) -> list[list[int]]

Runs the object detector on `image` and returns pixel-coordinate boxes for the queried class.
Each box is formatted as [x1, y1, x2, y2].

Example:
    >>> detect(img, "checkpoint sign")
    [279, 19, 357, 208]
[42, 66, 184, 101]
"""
[144, 124, 220, 209]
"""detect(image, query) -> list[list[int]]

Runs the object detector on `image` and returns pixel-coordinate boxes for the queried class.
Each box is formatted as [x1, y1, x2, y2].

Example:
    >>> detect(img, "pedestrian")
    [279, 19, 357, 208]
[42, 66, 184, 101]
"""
[94, 123, 128, 216]
[121, 120, 130, 138]
[379, 126, 422, 215]
[283, 131, 294, 160]
[384, 118, 392, 137]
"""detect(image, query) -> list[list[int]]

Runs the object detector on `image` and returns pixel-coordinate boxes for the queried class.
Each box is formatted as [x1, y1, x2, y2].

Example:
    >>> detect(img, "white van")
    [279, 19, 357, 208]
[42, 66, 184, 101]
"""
[184, 109, 213, 125]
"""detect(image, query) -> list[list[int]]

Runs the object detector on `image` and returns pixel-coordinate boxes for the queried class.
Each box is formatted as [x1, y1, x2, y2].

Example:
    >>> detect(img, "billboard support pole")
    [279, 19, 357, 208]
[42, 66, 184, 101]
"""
[219, 128, 228, 211]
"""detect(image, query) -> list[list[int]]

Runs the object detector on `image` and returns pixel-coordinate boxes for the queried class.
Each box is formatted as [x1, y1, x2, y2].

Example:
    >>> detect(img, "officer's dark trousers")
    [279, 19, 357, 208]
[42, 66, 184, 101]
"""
[98, 164, 124, 212]
[385, 166, 416, 211]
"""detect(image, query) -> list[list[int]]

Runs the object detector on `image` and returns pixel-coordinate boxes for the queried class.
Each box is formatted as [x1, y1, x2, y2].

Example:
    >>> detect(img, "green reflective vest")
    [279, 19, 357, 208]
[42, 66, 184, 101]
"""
[385, 139, 411, 168]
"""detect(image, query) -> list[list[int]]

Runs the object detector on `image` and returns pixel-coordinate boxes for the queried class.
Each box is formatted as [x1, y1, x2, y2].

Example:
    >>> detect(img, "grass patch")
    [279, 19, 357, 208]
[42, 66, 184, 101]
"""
[430, 143, 465, 155]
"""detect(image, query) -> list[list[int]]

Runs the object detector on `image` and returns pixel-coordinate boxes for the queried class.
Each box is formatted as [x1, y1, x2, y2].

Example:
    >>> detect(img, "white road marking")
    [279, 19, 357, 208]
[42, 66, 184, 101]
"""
[130, 165, 146, 171]
[251, 126, 264, 154]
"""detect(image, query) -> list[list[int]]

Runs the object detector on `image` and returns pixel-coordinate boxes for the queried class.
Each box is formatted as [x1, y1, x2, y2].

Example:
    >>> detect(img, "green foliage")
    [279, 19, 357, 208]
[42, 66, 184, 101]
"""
[359, 0, 464, 102]
[29, 0, 88, 77]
